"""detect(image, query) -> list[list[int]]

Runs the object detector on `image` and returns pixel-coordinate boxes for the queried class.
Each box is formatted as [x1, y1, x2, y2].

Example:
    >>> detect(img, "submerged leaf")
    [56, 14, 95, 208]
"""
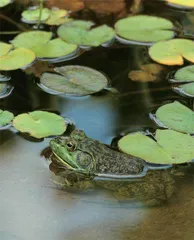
[149, 39, 194, 65]
[0, 109, 14, 126]
[174, 65, 194, 82]
[0, 42, 12, 57]
[57, 20, 115, 46]
[118, 132, 173, 164]
[21, 8, 50, 23]
[13, 111, 67, 138]
[0, 48, 35, 71]
[155, 101, 194, 133]
[40, 65, 108, 96]
[156, 129, 194, 164]
[115, 15, 174, 43]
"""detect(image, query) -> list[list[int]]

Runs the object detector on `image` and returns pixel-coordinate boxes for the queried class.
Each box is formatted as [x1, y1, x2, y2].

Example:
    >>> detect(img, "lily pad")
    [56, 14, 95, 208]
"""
[45, 9, 70, 26]
[0, 42, 12, 57]
[0, 0, 13, 7]
[156, 129, 194, 163]
[118, 132, 173, 164]
[174, 65, 194, 82]
[13, 111, 67, 138]
[174, 82, 194, 97]
[39, 65, 108, 96]
[12, 31, 52, 50]
[32, 38, 78, 59]
[115, 15, 174, 43]
[0, 109, 14, 127]
[21, 8, 50, 23]
[149, 39, 194, 65]
[155, 101, 194, 133]
[0, 48, 36, 71]
[165, 0, 194, 9]
[57, 20, 115, 47]
[0, 83, 14, 98]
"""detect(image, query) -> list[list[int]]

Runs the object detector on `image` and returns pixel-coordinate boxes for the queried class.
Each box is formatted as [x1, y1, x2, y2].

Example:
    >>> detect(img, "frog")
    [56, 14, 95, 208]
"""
[46, 129, 179, 206]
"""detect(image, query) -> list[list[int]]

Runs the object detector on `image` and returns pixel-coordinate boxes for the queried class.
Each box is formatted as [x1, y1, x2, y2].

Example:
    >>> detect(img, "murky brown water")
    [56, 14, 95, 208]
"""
[1, 1, 194, 240]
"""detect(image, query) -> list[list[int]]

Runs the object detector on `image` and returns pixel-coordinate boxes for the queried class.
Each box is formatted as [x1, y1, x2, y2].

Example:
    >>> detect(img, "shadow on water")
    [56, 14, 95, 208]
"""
[1, 1, 194, 240]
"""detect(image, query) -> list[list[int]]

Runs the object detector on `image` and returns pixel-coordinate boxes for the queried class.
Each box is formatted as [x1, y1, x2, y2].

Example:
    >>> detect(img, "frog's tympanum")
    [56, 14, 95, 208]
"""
[48, 129, 178, 206]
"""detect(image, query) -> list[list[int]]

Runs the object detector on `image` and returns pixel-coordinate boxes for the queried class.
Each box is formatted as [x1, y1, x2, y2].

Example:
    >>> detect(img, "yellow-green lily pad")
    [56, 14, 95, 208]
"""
[13, 111, 67, 138]
[118, 132, 173, 164]
[149, 39, 194, 65]
[12, 31, 52, 50]
[32, 38, 77, 58]
[21, 8, 50, 23]
[174, 65, 194, 82]
[115, 15, 174, 43]
[0, 109, 14, 126]
[45, 9, 70, 26]
[156, 129, 194, 163]
[0, 48, 36, 70]
[155, 101, 194, 133]
[165, 0, 194, 8]
[0, 42, 12, 57]
[0, 0, 13, 7]
[57, 20, 115, 47]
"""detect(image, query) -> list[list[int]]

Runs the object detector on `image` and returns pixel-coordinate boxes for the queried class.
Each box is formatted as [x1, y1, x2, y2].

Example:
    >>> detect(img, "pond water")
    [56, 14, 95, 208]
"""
[1, 1, 194, 240]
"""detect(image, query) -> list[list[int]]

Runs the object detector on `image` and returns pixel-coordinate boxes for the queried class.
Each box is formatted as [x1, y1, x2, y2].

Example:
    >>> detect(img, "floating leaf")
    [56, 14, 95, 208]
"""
[156, 129, 194, 163]
[0, 48, 36, 71]
[12, 31, 52, 50]
[45, 9, 70, 25]
[39, 65, 108, 96]
[115, 15, 174, 43]
[0, 109, 14, 127]
[174, 65, 194, 82]
[118, 132, 173, 164]
[32, 38, 78, 58]
[0, 42, 12, 57]
[0, 83, 14, 98]
[149, 39, 194, 65]
[21, 8, 50, 23]
[0, 0, 13, 7]
[13, 111, 67, 138]
[165, 0, 194, 8]
[57, 20, 115, 47]
[175, 82, 194, 97]
[155, 101, 194, 133]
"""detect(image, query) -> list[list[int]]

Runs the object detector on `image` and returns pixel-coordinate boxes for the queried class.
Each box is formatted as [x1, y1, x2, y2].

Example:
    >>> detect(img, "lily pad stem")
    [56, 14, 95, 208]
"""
[37, 0, 43, 29]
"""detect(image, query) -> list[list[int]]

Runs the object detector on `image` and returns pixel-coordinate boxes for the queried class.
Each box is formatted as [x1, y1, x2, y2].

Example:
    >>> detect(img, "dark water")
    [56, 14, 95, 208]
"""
[1, 1, 194, 240]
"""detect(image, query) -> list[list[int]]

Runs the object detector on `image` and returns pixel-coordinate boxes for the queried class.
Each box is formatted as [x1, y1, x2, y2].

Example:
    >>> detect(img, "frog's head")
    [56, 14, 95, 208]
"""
[50, 129, 95, 175]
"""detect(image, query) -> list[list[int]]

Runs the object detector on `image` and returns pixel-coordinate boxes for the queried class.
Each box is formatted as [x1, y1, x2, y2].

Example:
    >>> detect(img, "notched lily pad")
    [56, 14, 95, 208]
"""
[0, 48, 36, 71]
[39, 65, 108, 96]
[0, 109, 14, 129]
[45, 9, 70, 26]
[21, 7, 50, 24]
[118, 132, 173, 164]
[152, 101, 194, 134]
[0, 0, 13, 7]
[0, 42, 12, 57]
[0, 82, 14, 98]
[173, 82, 194, 97]
[115, 15, 174, 45]
[149, 39, 194, 65]
[171, 65, 194, 82]
[13, 111, 67, 138]
[57, 20, 115, 47]
[156, 129, 194, 164]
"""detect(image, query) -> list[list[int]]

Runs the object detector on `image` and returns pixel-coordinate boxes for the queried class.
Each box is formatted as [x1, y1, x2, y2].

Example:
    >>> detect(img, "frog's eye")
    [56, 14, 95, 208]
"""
[66, 141, 76, 152]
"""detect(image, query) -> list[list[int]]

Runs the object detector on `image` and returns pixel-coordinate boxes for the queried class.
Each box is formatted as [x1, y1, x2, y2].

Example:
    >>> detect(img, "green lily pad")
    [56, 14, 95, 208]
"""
[177, 82, 194, 96]
[40, 65, 108, 96]
[21, 8, 50, 23]
[166, 0, 194, 8]
[57, 20, 115, 47]
[118, 132, 173, 164]
[0, 109, 14, 126]
[32, 38, 77, 58]
[149, 39, 194, 65]
[155, 101, 194, 133]
[0, 48, 36, 71]
[0, 42, 12, 57]
[0, 83, 7, 94]
[13, 111, 67, 138]
[156, 129, 194, 163]
[0, 0, 13, 7]
[12, 31, 52, 50]
[115, 15, 174, 43]
[174, 65, 194, 82]
[45, 9, 70, 26]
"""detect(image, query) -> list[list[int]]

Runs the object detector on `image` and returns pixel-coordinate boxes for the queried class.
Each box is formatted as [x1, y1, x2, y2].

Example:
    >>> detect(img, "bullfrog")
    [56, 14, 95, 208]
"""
[46, 129, 179, 206]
